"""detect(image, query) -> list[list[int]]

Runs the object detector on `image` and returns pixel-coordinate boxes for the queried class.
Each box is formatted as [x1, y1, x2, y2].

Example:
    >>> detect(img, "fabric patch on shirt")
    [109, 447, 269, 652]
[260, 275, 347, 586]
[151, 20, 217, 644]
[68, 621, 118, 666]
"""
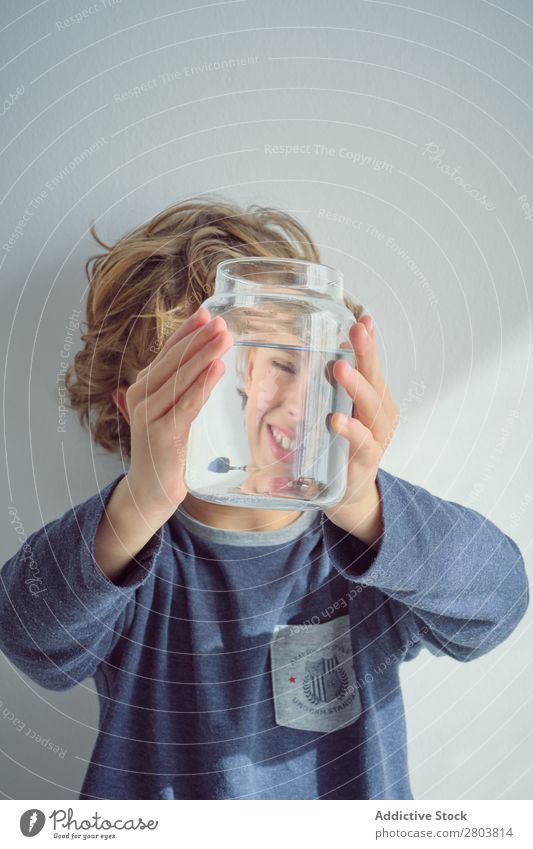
[270, 614, 362, 732]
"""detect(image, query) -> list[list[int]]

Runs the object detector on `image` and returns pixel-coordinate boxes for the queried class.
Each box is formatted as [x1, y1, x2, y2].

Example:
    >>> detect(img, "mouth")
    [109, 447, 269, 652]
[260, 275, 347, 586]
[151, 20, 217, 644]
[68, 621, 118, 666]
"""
[266, 423, 298, 464]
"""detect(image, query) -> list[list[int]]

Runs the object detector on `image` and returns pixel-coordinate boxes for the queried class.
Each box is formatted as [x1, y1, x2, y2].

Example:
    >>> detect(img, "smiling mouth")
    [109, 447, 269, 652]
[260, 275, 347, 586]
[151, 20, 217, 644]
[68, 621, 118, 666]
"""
[269, 425, 296, 451]
[266, 424, 299, 464]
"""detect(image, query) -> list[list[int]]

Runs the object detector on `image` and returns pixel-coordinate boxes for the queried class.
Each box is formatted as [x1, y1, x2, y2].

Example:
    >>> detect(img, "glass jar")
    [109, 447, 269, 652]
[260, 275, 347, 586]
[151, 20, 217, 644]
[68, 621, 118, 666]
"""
[184, 257, 357, 511]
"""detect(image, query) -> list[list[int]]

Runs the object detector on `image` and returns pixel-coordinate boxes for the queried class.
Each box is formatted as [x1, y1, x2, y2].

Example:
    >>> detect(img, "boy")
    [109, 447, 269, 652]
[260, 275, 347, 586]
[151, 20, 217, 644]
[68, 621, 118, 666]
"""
[0, 197, 528, 800]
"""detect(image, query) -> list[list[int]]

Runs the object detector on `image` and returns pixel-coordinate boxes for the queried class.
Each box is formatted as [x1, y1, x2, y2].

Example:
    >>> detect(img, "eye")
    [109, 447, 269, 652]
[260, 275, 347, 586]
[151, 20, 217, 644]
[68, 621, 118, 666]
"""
[272, 359, 296, 374]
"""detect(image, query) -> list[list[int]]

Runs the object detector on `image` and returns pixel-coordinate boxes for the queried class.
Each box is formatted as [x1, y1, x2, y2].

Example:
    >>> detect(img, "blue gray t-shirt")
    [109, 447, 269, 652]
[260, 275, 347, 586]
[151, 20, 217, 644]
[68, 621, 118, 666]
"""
[0, 468, 528, 799]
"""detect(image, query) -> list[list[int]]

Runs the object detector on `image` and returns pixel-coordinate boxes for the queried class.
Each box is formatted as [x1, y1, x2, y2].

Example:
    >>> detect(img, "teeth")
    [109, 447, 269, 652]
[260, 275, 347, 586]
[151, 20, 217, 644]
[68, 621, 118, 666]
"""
[271, 427, 295, 451]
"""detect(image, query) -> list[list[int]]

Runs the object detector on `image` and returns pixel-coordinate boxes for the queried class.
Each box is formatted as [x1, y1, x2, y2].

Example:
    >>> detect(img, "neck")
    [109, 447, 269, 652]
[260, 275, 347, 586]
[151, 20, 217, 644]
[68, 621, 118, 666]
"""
[180, 492, 303, 532]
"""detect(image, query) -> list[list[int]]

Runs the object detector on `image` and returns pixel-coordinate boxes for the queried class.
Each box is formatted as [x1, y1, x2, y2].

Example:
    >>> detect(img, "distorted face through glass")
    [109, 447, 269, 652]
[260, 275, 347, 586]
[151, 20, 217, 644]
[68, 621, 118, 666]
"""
[189, 300, 351, 504]
[233, 336, 333, 498]
[241, 341, 307, 493]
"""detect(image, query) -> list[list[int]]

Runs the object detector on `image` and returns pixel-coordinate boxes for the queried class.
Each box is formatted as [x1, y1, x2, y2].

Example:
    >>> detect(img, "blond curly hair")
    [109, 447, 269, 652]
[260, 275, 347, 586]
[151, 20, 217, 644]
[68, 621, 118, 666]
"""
[63, 194, 363, 459]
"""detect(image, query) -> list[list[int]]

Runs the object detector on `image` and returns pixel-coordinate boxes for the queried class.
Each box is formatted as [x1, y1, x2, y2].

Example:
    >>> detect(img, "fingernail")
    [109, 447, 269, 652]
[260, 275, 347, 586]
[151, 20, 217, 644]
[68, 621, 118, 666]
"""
[335, 414, 347, 429]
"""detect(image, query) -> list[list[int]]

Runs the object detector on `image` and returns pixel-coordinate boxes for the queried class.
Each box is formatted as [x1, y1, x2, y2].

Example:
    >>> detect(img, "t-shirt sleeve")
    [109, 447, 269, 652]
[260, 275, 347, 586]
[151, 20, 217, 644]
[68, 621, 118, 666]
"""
[321, 467, 529, 662]
[0, 473, 165, 690]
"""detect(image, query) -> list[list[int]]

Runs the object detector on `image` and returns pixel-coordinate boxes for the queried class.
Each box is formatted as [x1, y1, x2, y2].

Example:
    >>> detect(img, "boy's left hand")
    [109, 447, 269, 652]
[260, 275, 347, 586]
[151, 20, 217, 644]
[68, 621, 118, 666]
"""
[323, 314, 400, 548]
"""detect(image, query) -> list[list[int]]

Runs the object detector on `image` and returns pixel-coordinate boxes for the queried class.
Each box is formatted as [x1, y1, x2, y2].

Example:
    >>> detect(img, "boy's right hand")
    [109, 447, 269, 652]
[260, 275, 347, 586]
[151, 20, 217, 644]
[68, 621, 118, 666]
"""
[124, 307, 233, 517]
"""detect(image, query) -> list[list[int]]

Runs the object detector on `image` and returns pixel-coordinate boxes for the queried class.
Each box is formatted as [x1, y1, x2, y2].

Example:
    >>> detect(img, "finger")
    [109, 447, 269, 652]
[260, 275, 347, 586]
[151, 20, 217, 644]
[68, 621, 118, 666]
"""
[348, 314, 386, 393]
[148, 329, 233, 421]
[164, 358, 226, 434]
[359, 313, 374, 336]
[331, 413, 376, 464]
[332, 359, 392, 444]
[138, 316, 229, 398]
[136, 307, 211, 380]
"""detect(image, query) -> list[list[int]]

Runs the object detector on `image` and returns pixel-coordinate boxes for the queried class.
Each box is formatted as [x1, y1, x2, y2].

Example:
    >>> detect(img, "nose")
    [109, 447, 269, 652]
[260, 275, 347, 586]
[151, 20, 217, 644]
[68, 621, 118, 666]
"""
[282, 374, 307, 422]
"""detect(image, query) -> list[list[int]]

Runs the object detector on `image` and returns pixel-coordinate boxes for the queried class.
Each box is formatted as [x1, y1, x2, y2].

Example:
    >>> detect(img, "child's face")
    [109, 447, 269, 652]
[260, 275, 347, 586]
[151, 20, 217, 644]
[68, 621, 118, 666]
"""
[243, 343, 308, 475]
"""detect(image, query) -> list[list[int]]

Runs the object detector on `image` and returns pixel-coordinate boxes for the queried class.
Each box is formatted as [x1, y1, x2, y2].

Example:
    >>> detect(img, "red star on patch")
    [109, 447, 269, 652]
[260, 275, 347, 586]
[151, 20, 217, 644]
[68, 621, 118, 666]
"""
[289, 676, 296, 683]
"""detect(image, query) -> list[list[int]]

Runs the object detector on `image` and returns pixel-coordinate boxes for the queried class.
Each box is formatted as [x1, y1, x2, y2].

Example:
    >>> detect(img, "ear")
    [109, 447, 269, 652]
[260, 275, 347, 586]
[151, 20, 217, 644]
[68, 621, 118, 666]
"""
[112, 385, 130, 426]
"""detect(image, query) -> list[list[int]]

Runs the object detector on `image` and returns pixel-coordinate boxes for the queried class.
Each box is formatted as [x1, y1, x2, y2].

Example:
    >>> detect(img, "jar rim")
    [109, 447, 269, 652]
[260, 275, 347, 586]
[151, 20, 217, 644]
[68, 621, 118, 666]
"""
[216, 256, 343, 296]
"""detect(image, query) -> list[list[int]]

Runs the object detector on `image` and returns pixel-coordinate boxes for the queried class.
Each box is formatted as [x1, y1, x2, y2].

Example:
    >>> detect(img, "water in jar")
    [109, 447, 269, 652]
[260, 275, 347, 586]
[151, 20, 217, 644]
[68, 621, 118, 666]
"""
[185, 340, 355, 510]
